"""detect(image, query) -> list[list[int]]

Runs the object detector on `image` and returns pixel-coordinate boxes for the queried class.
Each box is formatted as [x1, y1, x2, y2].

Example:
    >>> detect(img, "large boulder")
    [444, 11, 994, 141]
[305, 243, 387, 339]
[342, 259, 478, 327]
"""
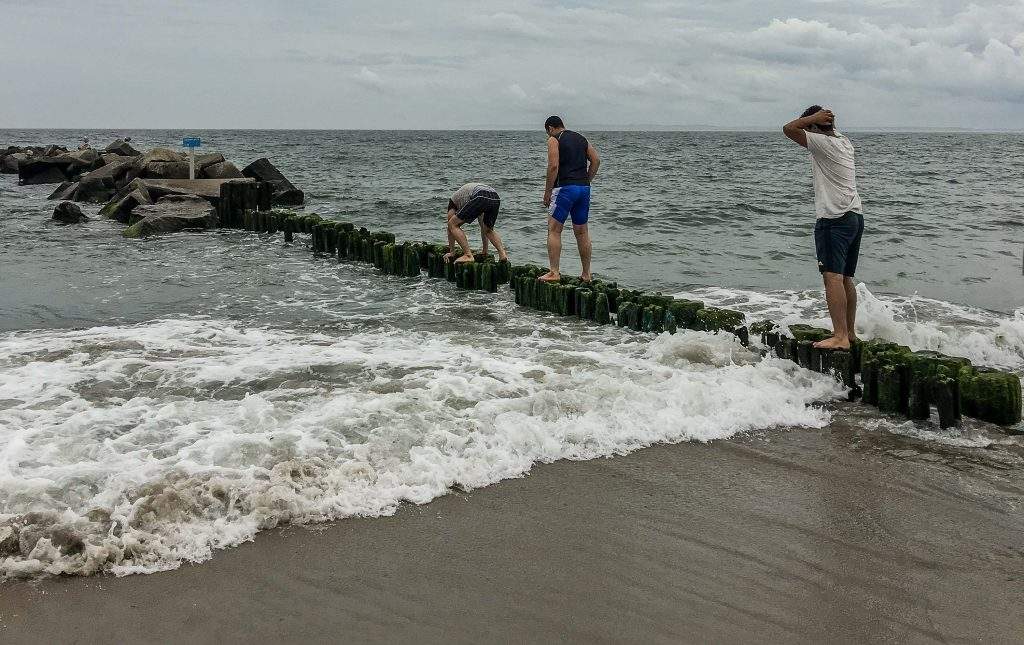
[47, 181, 79, 201]
[140, 161, 191, 180]
[123, 194, 219, 238]
[139, 148, 180, 164]
[19, 162, 68, 185]
[52, 201, 89, 224]
[195, 153, 225, 170]
[103, 139, 141, 157]
[18, 149, 103, 185]
[241, 157, 304, 205]
[2, 152, 29, 174]
[201, 160, 243, 179]
[99, 179, 154, 222]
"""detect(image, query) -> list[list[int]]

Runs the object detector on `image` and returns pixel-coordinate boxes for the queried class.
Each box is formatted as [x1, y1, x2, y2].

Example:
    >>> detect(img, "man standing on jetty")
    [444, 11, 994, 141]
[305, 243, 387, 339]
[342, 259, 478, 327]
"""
[783, 106, 865, 350]
[445, 182, 509, 264]
[539, 116, 601, 283]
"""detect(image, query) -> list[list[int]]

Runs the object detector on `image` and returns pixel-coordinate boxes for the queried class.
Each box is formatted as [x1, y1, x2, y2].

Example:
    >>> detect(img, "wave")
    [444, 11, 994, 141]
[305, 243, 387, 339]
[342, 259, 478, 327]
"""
[0, 317, 843, 578]
[678, 284, 1024, 372]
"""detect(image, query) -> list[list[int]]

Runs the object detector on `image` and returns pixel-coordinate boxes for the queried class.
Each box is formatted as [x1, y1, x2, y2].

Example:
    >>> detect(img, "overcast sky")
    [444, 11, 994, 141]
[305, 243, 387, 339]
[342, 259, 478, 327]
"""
[3, 0, 1023, 129]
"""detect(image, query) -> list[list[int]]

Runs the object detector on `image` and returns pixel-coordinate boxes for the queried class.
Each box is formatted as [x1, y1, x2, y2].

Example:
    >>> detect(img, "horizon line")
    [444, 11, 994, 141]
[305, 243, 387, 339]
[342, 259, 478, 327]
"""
[2, 125, 1022, 134]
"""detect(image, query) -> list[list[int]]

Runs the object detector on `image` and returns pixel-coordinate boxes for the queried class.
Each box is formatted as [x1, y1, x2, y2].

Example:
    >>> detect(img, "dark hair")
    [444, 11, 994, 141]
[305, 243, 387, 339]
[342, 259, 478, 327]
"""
[801, 105, 823, 118]
[544, 115, 564, 129]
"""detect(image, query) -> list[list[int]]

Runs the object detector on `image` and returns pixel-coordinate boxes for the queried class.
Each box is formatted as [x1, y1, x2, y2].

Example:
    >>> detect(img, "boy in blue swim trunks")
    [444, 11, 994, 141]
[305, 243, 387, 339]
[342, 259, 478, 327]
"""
[540, 116, 601, 283]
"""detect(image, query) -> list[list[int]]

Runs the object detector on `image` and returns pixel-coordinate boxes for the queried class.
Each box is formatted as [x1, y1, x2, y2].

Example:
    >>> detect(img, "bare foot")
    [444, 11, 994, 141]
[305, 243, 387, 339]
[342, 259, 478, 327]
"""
[454, 254, 475, 264]
[538, 271, 560, 282]
[813, 336, 851, 350]
[580, 273, 592, 283]
[498, 254, 509, 262]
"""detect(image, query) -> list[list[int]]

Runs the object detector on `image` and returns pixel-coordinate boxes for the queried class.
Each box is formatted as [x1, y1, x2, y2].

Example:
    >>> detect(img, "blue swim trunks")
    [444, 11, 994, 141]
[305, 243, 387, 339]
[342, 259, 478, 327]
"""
[548, 184, 591, 226]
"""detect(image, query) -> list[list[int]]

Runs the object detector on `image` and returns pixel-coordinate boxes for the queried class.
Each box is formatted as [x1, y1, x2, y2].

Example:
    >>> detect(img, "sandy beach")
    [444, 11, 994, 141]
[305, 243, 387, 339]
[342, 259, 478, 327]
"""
[1, 404, 1020, 644]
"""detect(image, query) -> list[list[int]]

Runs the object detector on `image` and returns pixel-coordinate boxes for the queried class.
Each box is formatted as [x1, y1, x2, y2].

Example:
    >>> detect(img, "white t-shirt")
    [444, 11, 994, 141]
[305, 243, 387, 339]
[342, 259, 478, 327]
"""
[806, 130, 863, 219]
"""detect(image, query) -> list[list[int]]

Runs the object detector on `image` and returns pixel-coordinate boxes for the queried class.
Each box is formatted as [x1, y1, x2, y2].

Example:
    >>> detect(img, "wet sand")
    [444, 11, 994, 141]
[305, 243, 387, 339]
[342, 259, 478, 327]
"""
[1, 405, 1022, 644]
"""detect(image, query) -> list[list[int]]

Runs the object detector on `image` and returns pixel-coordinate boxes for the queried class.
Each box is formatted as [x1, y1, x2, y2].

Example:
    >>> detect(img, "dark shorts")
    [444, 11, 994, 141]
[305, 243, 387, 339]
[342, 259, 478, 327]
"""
[814, 211, 865, 277]
[449, 190, 500, 228]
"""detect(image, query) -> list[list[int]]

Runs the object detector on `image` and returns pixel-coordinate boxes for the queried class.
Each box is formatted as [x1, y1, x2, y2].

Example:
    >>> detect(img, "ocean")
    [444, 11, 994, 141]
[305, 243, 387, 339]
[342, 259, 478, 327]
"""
[0, 129, 1022, 578]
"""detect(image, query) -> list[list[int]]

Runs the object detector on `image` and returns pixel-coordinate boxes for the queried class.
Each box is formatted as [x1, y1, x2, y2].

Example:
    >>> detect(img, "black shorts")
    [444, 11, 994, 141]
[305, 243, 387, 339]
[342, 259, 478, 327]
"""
[449, 190, 500, 228]
[814, 211, 864, 277]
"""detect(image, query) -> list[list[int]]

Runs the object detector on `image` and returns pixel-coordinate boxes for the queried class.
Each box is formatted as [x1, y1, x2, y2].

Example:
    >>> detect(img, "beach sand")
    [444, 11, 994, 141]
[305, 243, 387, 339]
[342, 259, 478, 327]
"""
[1, 404, 1021, 644]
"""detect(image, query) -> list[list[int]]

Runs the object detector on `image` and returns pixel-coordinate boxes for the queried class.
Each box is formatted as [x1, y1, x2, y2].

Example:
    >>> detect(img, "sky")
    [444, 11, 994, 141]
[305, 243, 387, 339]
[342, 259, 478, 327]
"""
[2, 0, 1023, 129]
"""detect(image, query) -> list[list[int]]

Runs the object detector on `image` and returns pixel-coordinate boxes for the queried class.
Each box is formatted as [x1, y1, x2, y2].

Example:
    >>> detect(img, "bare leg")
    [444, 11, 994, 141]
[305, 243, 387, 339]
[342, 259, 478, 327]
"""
[479, 220, 489, 257]
[844, 277, 858, 341]
[539, 218, 563, 282]
[481, 224, 508, 261]
[444, 209, 458, 260]
[573, 224, 592, 282]
[814, 272, 851, 349]
[447, 217, 474, 262]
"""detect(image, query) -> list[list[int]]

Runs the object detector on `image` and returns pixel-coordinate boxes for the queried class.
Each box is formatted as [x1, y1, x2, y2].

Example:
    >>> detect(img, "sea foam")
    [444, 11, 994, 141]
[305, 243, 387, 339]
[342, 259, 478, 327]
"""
[0, 317, 842, 578]
[681, 284, 1024, 372]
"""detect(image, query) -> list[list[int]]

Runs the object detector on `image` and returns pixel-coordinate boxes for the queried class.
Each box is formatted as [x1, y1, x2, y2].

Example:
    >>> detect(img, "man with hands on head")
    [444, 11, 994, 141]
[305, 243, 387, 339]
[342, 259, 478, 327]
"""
[539, 115, 601, 284]
[783, 106, 865, 350]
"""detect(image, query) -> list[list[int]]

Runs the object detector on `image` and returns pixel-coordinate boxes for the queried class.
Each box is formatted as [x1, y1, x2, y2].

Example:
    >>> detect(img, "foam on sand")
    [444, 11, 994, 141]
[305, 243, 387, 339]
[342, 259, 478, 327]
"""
[0, 317, 843, 578]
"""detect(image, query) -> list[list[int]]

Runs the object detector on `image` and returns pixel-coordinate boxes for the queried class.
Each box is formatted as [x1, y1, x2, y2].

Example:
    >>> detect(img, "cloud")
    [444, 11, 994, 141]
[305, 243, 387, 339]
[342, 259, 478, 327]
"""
[0, 0, 1021, 128]
[353, 67, 387, 91]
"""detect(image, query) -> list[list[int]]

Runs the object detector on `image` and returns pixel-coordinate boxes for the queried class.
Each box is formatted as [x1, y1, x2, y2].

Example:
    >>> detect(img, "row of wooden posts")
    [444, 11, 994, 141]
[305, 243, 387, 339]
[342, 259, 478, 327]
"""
[214, 183, 1022, 431]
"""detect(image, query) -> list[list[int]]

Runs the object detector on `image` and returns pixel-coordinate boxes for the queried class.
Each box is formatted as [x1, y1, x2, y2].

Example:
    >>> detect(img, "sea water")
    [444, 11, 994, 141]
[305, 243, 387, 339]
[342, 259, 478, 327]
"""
[0, 129, 1021, 577]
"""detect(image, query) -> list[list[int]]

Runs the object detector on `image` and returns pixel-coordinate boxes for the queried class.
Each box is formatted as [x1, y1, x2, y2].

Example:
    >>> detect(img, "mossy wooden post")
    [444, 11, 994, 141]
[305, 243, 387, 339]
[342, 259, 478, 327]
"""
[283, 216, 294, 244]
[404, 246, 421, 277]
[616, 302, 632, 328]
[696, 307, 745, 340]
[797, 341, 813, 370]
[311, 223, 321, 253]
[959, 367, 1023, 427]
[578, 290, 595, 320]
[877, 365, 903, 414]
[539, 281, 553, 312]
[663, 310, 677, 334]
[830, 350, 856, 389]
[217, 182, 232, 228]
[934, 376, 960, 429]
[862, 357, 879, 406]
[785, 338, 798, 362]
[594, 292, 611, 324]
[628, 304, 643, 331]
[480, 262, 495, 292]
[256, 182, 273, 216]
[496, 260, 511, 285]
[472, 263, 484, 290]
[666, 299, 704, 331]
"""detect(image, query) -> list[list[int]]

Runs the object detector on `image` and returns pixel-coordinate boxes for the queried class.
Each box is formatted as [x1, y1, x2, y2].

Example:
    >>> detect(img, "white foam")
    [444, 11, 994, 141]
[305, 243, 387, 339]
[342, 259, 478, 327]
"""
[679, 284, 1024, 371]
[0, 317, 843, 578]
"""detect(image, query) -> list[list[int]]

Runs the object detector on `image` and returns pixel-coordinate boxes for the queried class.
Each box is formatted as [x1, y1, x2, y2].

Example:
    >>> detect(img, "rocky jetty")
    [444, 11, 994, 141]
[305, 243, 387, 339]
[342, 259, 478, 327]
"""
[2, 139, 303, 237]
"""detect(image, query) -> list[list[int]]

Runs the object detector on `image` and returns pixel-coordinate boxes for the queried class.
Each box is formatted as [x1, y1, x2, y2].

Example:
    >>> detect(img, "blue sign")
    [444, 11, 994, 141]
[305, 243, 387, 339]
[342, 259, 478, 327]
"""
[182, 137, 201, 148]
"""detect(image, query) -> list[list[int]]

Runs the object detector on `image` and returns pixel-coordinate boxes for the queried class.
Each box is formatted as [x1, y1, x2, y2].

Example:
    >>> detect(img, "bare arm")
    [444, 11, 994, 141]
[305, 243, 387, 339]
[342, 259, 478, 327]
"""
[586, 144, 600, 181]
[783, 109, 834, 148]
[543, 137, 559, 205]
[445, 210, 457, 256]
[479, 219, 488, 255]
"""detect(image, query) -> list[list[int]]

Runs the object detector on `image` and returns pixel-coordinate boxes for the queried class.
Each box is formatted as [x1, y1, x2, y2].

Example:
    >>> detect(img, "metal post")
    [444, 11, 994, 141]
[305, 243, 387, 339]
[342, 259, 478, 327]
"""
[189, 147, 195, 180]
